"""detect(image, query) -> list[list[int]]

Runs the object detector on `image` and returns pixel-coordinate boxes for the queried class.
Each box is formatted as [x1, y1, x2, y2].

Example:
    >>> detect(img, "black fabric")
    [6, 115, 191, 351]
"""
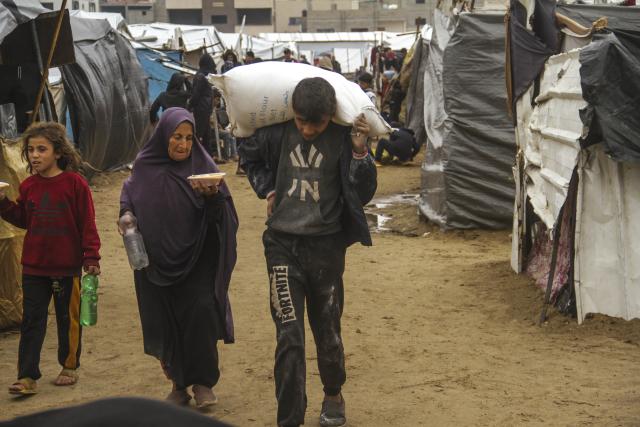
[149, 91, 190, 123]
[267, 121, 344, 236]
[0, 64, 41, 132]
[239, 121, 377, 247]
[439, 13, 516, 229]
[60, 17, 148, 171]
[0, 397, 232, 427]
[375, 128, 419, 162]
[557, 4, 640, 31]
[507, 0, 558, 111]
[578, 29, 640, 162]
[263, 229, 346, 427]
[133, 202, 223, 389]
[189, 71, 214, 154]
[18, 275, 81, 380]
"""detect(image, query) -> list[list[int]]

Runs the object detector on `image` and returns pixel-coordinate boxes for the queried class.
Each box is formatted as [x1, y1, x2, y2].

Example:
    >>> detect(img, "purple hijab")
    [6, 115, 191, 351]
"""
[120, 107, 238, 342]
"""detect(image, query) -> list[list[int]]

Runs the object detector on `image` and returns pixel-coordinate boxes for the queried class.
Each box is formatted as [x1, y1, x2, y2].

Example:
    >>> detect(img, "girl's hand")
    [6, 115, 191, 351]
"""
[190, 179, 220, 197]
[351, 113, 370, 154]
[84, 265, 101, 276]
[0, 189, 5, 201]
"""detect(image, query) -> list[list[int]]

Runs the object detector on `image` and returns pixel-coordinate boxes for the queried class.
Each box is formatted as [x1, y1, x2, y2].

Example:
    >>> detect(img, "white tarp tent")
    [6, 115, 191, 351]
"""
[511, 48, 640, 323]
[69, 10, 126, 31]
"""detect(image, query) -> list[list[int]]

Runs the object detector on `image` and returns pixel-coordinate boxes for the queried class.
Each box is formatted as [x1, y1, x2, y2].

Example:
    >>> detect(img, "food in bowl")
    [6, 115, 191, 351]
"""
[187, 172, 226, 186]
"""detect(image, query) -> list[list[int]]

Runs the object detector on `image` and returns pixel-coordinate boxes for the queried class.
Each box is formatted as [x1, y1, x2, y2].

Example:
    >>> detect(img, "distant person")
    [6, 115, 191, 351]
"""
[221, 50, 241, 74]
[331, 55, 342, 74]
[299, 54, 310, 65]
[374, 123, 420, 165]
[1, 122, 101, 396]
[119, 108, 238, 408]
[188, 53, 216, 155]
[213, 90, 236, 161]
[149, 73, 191, 123]
[282, 48, 297, 63]
[317, 55, 334, 71]
[357, 72, 377, 106]
[244, 50, 262, 64]
[388, 80, 405, 123]
[398, 47, 408, 69]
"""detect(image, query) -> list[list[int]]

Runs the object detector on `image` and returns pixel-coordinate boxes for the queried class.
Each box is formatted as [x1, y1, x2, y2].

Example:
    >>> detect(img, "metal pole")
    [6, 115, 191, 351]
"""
[30, 0, 68, 124]
[30, 21, 53, 122]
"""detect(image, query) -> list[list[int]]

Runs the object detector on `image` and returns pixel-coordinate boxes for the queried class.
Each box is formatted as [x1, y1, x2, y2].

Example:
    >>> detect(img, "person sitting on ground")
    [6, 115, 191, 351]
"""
[150, 73, 191, 124]
[374, 122, 420, 165]
[118, 108, 238, 409]
[282, 48, 297, 63]
[239, 77, 377, 427]
[357, 72, 377, 107]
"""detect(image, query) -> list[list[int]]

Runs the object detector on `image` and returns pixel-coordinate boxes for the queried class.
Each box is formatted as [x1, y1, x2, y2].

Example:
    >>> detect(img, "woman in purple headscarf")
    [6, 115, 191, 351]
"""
[118, 107, 238, 408]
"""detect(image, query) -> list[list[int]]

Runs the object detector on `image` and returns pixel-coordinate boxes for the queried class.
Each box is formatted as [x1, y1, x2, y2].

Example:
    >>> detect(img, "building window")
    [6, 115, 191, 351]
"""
[236, 8, 271, 26]
[288, 17, 302, 26]
[89, 3, 96, 12]
[351, 27, 368, 32]
[416, 0, 425, 3]
[211, 15, 228, 24]
[72, 1, 79, 9]
[317, 28, 335, 32]
[168, 9, 202, 25]
[212, 1, 225, 7]
[142, 10, 147, 15]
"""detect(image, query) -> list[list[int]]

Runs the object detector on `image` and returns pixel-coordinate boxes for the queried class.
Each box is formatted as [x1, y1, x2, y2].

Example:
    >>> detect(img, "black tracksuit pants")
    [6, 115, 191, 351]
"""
[263, 229, 347, 427]
[18, 275, 82, 380]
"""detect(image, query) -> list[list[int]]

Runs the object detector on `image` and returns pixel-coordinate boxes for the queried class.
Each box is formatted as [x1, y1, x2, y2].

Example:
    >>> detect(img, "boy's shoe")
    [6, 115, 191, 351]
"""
[374, 161, 383, 167]
[319, 395, 346, 427]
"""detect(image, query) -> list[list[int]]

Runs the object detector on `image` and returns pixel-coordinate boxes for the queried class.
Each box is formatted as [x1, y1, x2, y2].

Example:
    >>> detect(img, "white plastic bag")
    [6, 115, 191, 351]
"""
[208, 62, 391, 138]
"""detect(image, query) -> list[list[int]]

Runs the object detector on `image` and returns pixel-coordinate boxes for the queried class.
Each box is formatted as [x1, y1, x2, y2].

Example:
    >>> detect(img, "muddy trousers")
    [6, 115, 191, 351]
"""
[263, 229, 347, 427]
[17, 275, 82, 380]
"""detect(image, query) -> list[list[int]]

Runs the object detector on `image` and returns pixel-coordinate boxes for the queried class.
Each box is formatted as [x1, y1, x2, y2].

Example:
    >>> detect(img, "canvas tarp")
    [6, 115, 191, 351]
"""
[135, 48, 182, 111]
[61, 16, 148, 171]
[420, 11, 516, 229]
[0, 139, 28, 330]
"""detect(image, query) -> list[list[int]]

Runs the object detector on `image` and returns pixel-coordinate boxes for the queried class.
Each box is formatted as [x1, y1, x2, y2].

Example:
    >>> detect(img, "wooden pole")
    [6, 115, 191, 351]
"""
[30, 0, 68, 125]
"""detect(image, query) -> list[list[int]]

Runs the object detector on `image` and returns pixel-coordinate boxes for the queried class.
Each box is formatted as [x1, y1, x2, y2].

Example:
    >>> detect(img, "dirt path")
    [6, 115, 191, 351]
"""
[1, 156, 639, 426]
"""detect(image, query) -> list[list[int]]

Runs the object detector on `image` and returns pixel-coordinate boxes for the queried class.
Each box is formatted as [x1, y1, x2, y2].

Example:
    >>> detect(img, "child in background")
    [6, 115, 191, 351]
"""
[0, 122, 101, 396]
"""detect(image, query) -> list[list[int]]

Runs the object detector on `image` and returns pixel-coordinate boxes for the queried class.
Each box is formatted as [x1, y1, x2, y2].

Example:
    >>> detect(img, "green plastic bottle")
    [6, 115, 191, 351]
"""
[80, 274, 99, 326]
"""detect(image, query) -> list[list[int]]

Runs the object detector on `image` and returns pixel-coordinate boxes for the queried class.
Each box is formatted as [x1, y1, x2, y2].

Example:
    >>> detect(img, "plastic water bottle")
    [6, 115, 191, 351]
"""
[119, 212, 149, 270]
[80, 275, 98, 326]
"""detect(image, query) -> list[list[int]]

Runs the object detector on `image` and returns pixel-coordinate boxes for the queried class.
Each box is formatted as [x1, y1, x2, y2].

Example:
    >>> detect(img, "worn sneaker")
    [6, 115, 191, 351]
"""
[319, 396, 346, 427]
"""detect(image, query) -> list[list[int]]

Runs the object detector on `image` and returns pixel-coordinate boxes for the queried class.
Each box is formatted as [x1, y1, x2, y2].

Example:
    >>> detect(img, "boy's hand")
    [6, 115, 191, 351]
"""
[84, 265, 101, 276]
[351, 113, 370, 154]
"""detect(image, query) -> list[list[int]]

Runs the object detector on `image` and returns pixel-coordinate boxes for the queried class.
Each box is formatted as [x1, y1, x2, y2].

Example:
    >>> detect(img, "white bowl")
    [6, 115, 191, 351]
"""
[0, 181, 9, 189]
[187, 172, 226, 186]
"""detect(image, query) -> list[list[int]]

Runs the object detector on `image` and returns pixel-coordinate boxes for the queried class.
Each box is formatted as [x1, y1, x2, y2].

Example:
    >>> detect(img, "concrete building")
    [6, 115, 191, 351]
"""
[100, 1, 155, 24]
[306, 0, 435, 32]
[42, 0, 100, 12]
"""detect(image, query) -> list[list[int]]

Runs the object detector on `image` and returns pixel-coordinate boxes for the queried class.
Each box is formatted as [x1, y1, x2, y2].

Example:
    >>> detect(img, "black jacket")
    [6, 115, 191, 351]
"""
[239, 121, 377, 247]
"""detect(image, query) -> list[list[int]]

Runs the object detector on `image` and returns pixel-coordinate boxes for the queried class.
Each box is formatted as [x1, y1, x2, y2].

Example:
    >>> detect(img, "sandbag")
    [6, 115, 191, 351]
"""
[209, 62, 391, 138]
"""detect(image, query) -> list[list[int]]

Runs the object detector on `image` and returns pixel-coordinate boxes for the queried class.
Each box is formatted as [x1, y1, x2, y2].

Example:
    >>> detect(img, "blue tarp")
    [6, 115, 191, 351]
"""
[135, 48, 182, 108]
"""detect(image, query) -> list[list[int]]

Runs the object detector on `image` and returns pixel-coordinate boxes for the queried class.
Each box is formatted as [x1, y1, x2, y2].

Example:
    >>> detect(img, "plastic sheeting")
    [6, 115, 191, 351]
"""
[575, 144, 640, 323]
[579, 30, 640, 162]
[0, 139, 28, 330]
[404, 35, 429, 147]
[135, 48, 182, 110]
[420, 12, 516, 229]
[61, 17, 148, 171]
[0, 0, 46, 44]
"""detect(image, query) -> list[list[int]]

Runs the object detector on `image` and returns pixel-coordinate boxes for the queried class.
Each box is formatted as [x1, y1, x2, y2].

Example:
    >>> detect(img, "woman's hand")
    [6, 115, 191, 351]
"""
[84, 265, 101, 276]
[117, 211, 134, 236]
[190, 179, 221, 197]
[351, 113, 370, 154]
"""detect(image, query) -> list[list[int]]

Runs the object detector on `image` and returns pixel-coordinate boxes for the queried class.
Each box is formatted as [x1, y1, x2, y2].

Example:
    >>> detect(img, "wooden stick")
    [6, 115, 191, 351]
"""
[30, 0, 68, 125]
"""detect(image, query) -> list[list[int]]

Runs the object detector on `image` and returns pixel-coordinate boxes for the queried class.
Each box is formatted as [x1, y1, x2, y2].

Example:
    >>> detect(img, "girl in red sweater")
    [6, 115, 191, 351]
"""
[0, 122, 101, 395]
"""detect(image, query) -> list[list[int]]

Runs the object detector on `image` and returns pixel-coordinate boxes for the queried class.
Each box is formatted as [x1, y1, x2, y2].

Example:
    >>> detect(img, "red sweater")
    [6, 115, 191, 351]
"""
[0, 171, 101, 276]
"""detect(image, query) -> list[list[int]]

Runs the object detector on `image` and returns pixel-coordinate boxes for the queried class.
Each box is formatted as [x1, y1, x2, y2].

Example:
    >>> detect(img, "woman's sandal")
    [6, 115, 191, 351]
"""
[8, 377, 37, 395]
[166, 388, 192, 406]
[54, 368, 78, 386]
[192, 384, 218, 409]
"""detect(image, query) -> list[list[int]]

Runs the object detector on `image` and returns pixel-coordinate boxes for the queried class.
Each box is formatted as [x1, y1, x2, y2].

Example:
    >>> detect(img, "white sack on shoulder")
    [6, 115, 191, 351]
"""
[208, 62, 391, 138]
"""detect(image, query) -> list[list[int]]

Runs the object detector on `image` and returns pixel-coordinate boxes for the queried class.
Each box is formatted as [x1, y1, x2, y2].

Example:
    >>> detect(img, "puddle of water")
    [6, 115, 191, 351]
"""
[365, 194, 418, 233]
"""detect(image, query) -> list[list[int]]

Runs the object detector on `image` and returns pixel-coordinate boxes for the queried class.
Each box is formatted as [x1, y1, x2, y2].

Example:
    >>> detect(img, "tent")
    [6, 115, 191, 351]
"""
[418, 6, 515, 229]
[509, 3, 640, 322]
[61, 16, 148, 171]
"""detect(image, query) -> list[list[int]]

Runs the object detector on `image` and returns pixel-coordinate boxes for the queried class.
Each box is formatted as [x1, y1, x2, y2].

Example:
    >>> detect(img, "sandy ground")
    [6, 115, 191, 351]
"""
[1, 153, 639, 426]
